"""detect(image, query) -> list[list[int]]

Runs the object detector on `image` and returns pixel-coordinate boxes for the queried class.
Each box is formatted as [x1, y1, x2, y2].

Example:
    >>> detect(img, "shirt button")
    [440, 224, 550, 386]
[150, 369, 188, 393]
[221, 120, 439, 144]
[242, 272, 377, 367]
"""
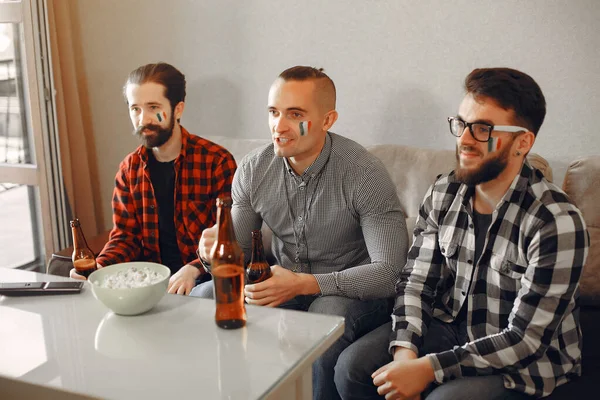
[150, 205, 155, 209]
[151, 232, 155, 237]
[467, 259, 473, 264]
[298, 216, 303, 221]
[469, 224, 474, 229]
[299, 186, 305, 190]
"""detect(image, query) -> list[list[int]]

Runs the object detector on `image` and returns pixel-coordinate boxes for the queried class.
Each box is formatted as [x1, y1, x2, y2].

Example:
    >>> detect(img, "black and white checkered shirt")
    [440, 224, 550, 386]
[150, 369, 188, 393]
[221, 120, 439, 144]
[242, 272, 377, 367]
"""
[231, 132, 408, 299]
[390, 162, 589, 397]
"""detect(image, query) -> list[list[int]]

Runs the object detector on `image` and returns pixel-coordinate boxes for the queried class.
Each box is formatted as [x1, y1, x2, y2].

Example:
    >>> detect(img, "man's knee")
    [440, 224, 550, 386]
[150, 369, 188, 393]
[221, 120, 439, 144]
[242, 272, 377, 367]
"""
[334, 340, 373, 386]
[309, 296, 389, 339]
[425, 375, 525, 400]
[334, 322, 392, 399]
[308, 296, 357, 316]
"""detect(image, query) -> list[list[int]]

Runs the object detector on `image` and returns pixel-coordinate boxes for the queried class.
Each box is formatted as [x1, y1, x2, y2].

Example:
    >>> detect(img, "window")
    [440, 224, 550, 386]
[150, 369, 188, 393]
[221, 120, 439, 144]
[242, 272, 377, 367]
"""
[0, 0, 67, 270]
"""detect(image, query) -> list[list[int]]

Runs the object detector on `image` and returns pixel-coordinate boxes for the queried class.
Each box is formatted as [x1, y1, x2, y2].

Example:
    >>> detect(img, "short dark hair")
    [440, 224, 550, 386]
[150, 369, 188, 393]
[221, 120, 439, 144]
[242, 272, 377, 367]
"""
[278, 66, 336, 109]
[464, 68, 546, 135]
[124, 62, 186, 110]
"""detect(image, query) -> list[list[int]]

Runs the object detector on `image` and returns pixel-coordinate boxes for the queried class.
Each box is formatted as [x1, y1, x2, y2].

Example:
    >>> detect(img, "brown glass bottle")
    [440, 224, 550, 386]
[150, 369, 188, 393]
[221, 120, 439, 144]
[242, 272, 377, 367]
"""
[247, 229, 272, 284]
[70, 218, 97, 278]
[210, 197, 246, 329]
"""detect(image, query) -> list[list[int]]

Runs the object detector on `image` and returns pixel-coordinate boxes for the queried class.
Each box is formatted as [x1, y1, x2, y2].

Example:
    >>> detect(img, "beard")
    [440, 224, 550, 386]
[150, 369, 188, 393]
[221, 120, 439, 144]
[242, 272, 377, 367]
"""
[454, 143, 511, 186]
[133, 115, 175, 148]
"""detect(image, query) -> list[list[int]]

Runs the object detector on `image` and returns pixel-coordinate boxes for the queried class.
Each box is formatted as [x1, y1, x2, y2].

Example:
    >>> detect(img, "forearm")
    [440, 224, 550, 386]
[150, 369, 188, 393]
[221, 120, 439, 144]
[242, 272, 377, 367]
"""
[96, 228, 140, 266]
[389, 256, 441, 353]
[313, 261, 400, 300]
[428, 326, 530, 383]
[389, 193, 443, 354]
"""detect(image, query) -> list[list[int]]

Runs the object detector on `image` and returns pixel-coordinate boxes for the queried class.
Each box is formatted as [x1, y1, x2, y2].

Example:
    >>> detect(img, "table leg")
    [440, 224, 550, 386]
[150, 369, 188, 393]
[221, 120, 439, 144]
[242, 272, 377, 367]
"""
[265, 366, 313, 400]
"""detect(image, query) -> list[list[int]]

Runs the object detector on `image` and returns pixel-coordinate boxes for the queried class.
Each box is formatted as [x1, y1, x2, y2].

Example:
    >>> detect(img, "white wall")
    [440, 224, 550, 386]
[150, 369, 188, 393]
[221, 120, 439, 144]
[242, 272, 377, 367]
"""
[70, 0, 600, 230]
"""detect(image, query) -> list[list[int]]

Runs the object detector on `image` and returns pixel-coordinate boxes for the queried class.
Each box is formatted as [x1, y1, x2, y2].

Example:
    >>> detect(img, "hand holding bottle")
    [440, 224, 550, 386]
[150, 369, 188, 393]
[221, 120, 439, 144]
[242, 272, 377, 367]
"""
[198, 224, 217, 263]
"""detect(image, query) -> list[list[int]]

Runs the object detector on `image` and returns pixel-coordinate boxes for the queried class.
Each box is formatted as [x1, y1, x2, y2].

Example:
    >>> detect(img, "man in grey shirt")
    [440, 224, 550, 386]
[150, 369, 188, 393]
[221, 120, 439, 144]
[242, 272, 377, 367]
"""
[193, 66, 408, 400]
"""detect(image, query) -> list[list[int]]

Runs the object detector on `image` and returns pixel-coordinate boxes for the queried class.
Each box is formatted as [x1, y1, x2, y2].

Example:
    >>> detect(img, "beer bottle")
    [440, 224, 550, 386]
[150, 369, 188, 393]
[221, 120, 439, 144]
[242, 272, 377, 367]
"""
[70, 218, 97, 278]
[210, 197, 246, 329]
[246, 229, 272, 284]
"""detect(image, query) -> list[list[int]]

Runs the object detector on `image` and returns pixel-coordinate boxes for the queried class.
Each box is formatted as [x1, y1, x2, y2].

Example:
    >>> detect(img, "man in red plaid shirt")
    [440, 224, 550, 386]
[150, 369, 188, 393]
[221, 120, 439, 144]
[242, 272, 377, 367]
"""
[70, 63, 236, 295]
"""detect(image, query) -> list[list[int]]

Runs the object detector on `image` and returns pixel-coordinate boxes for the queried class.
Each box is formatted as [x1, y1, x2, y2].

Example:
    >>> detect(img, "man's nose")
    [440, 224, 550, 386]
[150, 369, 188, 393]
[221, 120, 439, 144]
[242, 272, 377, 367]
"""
[140, 110, 153, 126]
[273, 117, 288, 133]
[458, 126, 476, 146]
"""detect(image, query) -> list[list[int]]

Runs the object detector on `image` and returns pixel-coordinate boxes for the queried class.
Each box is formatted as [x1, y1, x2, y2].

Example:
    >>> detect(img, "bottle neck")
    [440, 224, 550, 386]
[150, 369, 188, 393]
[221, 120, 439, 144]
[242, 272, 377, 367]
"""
[250, 235, 266, 263]
[71, 226, 89, 249]
[216, 205, 236, 243]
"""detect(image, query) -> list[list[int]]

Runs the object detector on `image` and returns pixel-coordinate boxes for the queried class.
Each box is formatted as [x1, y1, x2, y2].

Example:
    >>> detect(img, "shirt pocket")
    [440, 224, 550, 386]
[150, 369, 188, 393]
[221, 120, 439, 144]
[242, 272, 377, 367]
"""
[487, 252, 525, 299]
[488, 252, 525, 280]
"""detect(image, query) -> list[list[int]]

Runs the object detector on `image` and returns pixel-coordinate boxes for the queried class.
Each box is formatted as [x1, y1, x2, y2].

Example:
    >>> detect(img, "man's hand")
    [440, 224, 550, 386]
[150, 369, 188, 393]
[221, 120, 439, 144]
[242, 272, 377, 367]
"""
[168, 264, 201, 295]
[198, 224, 217, 261]
[244, 265, 317, 307]
[371, 356, 434, 400]
[69, 263, 103, 281]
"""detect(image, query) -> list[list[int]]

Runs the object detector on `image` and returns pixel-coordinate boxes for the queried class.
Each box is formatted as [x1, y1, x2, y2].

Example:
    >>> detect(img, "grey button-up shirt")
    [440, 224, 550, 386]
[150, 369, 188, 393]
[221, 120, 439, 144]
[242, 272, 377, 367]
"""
[231, 132, 408, 300]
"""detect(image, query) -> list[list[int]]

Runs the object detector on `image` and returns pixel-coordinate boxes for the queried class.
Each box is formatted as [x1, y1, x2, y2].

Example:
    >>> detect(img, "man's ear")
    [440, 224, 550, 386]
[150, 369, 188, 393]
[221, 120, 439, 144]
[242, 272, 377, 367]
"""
[516, 131, 535, 155]
[322, 110, 338, 131]
[174, 101, 185, 122]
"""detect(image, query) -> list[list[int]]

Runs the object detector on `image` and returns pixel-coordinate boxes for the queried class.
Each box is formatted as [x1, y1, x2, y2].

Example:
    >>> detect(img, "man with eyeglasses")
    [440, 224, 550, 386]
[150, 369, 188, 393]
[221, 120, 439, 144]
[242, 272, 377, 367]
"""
[334, 68, 589, 400]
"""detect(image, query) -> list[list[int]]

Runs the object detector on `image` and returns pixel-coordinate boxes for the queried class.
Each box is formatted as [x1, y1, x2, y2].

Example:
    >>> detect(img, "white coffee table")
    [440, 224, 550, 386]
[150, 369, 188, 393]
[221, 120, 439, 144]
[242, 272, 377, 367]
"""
[0, 268, 344, 399]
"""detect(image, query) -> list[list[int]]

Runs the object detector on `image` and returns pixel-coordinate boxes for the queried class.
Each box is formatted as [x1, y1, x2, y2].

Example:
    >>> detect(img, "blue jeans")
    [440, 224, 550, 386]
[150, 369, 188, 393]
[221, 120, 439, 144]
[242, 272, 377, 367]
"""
[190, 280, 390, 400]
[189, 279, 214, 298]
[334, 320, 533, 400]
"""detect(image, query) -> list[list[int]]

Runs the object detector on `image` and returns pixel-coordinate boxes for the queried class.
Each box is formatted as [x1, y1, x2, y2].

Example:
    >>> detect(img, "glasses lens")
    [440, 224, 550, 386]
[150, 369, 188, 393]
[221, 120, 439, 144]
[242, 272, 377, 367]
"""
[471, 124, 491, 141]
[449, 118, 464, 137]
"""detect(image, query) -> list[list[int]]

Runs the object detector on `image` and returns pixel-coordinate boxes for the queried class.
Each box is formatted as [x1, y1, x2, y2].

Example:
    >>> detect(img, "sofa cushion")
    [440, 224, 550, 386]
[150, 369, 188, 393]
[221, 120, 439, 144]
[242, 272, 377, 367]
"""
[202, 135, 271, 165]
[366, 145, 456, 221]
[562, 156, 600, 306]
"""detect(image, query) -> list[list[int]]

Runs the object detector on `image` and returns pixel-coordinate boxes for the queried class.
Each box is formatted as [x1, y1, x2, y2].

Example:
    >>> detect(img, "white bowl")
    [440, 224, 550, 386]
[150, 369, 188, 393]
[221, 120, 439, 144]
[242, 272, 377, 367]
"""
[88, 262, 171, 316]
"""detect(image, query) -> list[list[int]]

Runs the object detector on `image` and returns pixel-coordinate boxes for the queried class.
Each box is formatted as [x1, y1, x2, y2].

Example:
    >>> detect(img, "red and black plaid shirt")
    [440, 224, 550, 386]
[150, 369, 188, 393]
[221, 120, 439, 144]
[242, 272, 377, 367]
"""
[96, 127, 236, 271]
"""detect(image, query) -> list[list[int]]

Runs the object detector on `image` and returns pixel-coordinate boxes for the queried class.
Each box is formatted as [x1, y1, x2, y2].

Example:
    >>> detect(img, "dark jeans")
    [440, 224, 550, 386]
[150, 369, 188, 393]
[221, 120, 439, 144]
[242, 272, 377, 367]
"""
[334, 319, 534, 400]
[190, 281, 390, 400]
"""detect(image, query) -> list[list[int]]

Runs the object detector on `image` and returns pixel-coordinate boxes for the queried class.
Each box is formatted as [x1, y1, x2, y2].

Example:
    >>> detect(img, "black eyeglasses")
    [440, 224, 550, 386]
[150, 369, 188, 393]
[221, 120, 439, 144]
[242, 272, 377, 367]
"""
[447, 116, 528, 142]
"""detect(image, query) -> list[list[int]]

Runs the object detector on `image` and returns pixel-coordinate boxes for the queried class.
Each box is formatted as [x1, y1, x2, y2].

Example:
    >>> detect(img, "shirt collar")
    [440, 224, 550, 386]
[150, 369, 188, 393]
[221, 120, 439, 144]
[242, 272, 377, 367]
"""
[283, 132, 332, 179]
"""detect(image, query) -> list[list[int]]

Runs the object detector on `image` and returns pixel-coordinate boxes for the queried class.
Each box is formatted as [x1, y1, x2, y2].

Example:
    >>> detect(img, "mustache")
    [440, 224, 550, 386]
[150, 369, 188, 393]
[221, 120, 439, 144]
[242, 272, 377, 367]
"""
[458, 145, 483, 156]
[134, 124, 161, 136]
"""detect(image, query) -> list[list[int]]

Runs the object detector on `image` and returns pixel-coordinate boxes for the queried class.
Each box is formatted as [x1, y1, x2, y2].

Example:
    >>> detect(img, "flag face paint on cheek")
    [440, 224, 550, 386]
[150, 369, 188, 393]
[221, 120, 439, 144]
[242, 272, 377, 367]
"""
[488, 137, 502, 153]
[156, 113, 162, 122]
[299, 121, 311, 136]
